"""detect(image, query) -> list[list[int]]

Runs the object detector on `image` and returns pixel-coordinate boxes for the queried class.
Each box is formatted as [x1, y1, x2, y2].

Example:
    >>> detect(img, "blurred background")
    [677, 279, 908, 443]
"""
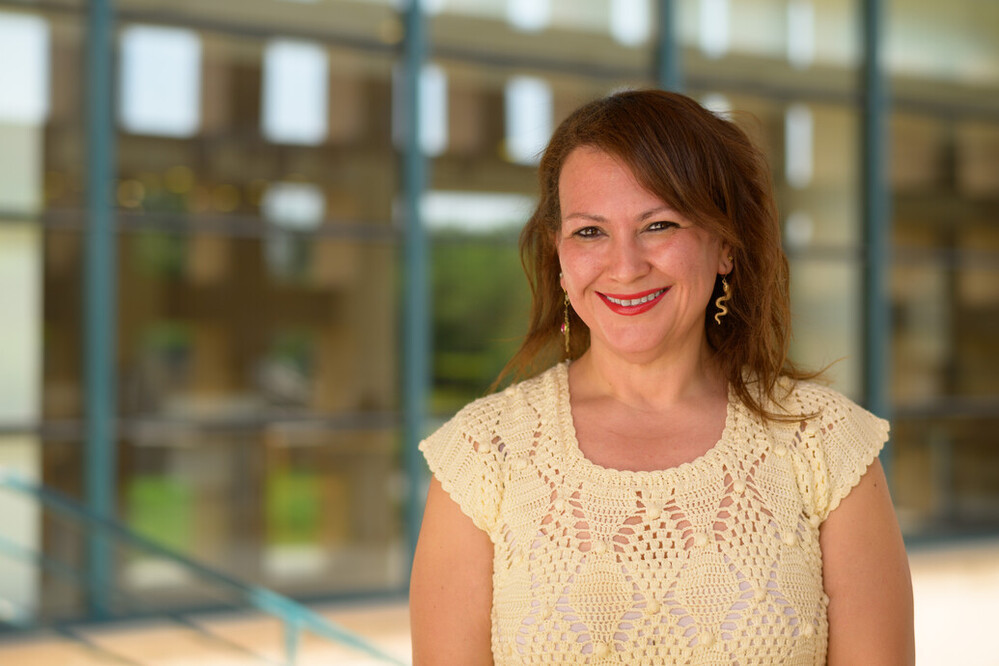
[0, 0, 996, 663]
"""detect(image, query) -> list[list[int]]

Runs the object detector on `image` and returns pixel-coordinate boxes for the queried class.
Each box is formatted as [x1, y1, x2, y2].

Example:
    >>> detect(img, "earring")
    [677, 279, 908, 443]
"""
[561, 290, 571, 354]
[714, 276, 732, 325]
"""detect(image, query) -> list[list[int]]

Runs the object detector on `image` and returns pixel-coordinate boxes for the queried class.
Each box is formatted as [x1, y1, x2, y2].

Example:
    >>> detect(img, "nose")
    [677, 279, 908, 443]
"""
[607, 235, 650, 283]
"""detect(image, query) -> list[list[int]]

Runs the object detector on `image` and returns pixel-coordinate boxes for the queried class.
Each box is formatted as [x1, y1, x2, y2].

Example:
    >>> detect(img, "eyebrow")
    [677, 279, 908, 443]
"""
[563, 205, 678, 223]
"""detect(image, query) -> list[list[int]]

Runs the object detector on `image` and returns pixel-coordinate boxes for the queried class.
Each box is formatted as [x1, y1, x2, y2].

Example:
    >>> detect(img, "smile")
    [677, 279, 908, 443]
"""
[598, 287, 669, 315]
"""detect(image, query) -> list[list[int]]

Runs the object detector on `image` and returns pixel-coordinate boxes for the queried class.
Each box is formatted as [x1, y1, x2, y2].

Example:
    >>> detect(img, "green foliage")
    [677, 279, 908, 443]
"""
[430, 228, 531, 414]
[267, 469, 321, 545]
[133, 231, 186, 278]
[142, 321, 192, 354]
[126, 476, 193, 552]
[270, 328, 315, 375]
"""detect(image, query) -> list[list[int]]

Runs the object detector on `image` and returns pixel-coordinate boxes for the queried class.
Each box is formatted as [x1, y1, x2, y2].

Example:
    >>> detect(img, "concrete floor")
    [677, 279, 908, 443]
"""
[1, 539, 997, 665]
[0, 601, 411, 666]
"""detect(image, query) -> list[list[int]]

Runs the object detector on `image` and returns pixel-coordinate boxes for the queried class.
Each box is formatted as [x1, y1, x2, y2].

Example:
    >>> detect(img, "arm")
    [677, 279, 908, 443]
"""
[820, 458, 914, 665]
[410, 476, 494, 665]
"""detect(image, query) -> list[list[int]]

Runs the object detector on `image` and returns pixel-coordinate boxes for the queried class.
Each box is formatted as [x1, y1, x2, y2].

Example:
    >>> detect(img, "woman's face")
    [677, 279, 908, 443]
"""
[556, 147, 732, 364]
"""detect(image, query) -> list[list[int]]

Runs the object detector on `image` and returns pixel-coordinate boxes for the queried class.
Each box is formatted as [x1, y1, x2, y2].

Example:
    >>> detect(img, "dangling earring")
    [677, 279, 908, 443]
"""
[561, 290, 571, 354]
[714, 274, 732, 325]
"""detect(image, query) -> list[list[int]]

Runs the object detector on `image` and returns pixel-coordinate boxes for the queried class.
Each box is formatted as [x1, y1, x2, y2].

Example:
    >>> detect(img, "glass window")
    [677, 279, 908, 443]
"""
[0, 11, 50, 126]
[431, 0, 658, 76]
[119, 25, 202, 137]
[426, 60, 637, 414]
[261, 39, 329, 145]
[680, 0, 860, 69]
[0, 5, 89, 622]
[504, 76, 553, 166]
[29, 13, 402, 610]
[5, 0, 998, 629]
[887, 0, 999, 537]
[888, 0, 999, 87]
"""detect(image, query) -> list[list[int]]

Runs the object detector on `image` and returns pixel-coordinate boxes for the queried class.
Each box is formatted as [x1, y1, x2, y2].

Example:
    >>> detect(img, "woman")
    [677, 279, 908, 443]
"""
[410, 90, 914, 664]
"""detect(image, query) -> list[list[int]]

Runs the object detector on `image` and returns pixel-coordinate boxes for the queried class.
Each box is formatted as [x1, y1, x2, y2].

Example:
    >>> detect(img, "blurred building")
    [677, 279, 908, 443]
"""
[0, 0, 996, 627]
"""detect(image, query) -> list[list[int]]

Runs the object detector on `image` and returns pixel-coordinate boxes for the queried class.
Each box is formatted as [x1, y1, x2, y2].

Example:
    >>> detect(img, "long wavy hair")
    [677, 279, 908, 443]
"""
[496, 89, 818, 422]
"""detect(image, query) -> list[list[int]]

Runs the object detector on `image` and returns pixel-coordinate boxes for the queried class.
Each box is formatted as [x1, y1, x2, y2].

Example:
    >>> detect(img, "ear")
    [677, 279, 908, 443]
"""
[718, 243, 734, 275]
[552, 235, 566, 290]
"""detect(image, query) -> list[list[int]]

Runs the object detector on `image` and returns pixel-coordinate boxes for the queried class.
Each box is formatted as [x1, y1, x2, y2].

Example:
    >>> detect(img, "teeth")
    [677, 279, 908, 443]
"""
[606, 289, 665, 306]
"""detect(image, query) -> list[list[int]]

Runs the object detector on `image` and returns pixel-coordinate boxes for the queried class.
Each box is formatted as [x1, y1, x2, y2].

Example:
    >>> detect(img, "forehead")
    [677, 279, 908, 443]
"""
[558, 147, 668, 215]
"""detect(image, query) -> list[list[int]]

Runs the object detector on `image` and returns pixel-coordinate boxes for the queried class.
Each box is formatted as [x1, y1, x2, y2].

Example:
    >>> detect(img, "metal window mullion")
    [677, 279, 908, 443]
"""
[401, 2, 430, 581]
[84, 0, 117, 619]
[656, 0, 682, 91]
[861, 0, 892, 472]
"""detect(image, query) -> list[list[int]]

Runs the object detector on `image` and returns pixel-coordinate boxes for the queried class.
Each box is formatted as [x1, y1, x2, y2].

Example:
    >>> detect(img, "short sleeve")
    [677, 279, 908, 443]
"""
[796, 385, 891, 522]
[419, 400, 505, 536]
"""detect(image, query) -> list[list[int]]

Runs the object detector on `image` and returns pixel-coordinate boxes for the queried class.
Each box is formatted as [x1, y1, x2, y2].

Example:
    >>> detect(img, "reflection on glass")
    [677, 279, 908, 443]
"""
[780, 102, 858, 247]
[679, 0, 859, 67]
[119, 25, 201, 137]
[0, 12, 49, 125]
[261, 182, 325, 279]
[391, 62, 449, 155]
[786, 0, 815, 69]
[261, 427, 403, 593]
[785, 103, 814, 189]
[892, 262, 951, 403]
[261, 40, 329, 145]
[0, 225, 43, 421]
[420, 0, 446, 15]
[699, 0, 730, 59]
[262, 182, 325, 231]
[699, 92, 732, 118]
[783, 210, 815, 251]
[888, 0, 999, 85]
[504, 76, 552, 166]
[506, 0, 550, 33]
[422, 190, 534, 233]
[431, 228, 530, 414]
[610, 0, 652, 47]
[420, 64, 448, 156]
[789, 259, 861, 399]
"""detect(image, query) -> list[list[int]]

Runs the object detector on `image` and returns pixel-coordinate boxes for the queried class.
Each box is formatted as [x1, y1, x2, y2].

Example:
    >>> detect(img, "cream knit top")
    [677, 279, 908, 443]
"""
[419, 363, 889, 665]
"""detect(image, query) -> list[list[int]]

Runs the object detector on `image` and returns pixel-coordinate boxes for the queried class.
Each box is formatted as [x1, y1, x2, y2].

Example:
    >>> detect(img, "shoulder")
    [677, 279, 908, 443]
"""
[417, 364, 562, 534]
[768, 378, 891, 520]
[767, 377, 890, 453]
[457, 364, 557, 421]
[423, 363, 562, 453]
[766, 377, 886, 428]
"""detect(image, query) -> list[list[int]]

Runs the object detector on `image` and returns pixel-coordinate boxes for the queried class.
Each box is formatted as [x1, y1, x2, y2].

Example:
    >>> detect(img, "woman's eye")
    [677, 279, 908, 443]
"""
[573, 226, 601, 238]
[647, 220, 678, 232]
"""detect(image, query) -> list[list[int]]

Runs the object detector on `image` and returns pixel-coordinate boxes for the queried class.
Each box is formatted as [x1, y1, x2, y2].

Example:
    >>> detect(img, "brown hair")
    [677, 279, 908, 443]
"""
[497, 88, 818, 422]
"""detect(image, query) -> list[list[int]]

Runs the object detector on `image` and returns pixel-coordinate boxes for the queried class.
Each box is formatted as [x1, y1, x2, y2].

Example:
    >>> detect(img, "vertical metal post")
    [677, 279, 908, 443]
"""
[84, 0, 117, 618]
[656, 0, 683, 91]
[860, 0, 892, 474]
[401, 1, 430, 578]
[284, 619, 300, 666]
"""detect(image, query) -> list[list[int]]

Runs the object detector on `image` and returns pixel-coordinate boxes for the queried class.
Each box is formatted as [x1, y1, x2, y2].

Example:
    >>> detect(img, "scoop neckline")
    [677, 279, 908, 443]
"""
[551, 361, 742, 485]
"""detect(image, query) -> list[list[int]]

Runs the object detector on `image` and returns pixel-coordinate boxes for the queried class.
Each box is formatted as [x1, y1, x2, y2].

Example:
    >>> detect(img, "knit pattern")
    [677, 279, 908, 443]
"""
[420, 363, 889, 664]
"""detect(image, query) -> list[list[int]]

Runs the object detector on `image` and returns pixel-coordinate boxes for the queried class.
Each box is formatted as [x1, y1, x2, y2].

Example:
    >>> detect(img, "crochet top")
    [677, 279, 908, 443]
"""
[419, 362, 889, 665]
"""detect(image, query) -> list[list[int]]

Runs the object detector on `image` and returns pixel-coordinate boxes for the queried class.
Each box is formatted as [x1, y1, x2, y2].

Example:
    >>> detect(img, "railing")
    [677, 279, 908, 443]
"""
[0, 469, 407, 665]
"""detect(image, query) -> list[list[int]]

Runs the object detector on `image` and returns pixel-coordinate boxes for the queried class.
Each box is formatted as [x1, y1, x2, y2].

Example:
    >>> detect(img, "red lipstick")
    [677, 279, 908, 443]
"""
[598, 287, 669, 316]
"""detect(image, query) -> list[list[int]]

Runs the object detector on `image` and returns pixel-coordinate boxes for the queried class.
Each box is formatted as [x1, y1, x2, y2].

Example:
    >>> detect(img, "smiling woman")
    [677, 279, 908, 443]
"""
[410, 90, 914, 665]
[556, 146, 731, 368]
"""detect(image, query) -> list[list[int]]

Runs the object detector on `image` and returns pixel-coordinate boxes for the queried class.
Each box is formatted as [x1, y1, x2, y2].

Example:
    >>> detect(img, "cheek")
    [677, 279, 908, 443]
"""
[671, 234, 723, 277]
[556, 245, 595, 283]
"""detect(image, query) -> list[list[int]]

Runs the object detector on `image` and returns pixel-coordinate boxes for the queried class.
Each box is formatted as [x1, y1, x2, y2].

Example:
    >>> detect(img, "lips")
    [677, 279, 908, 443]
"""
[598, 287, 669, 315]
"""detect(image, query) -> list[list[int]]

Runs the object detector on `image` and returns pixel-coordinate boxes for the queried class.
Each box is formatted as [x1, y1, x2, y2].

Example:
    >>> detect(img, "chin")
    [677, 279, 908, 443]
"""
[591, 338, 670, 363]
[590, 324, 705, 363]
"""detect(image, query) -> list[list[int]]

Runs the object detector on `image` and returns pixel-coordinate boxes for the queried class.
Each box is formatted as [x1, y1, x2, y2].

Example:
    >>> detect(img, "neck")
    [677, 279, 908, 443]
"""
[570, 336, 726, 411]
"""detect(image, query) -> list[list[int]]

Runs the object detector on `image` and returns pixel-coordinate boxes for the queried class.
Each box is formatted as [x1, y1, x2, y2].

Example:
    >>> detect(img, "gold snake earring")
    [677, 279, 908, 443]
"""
[561, 290, 570, 354]
[714, 276, 732, 325]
